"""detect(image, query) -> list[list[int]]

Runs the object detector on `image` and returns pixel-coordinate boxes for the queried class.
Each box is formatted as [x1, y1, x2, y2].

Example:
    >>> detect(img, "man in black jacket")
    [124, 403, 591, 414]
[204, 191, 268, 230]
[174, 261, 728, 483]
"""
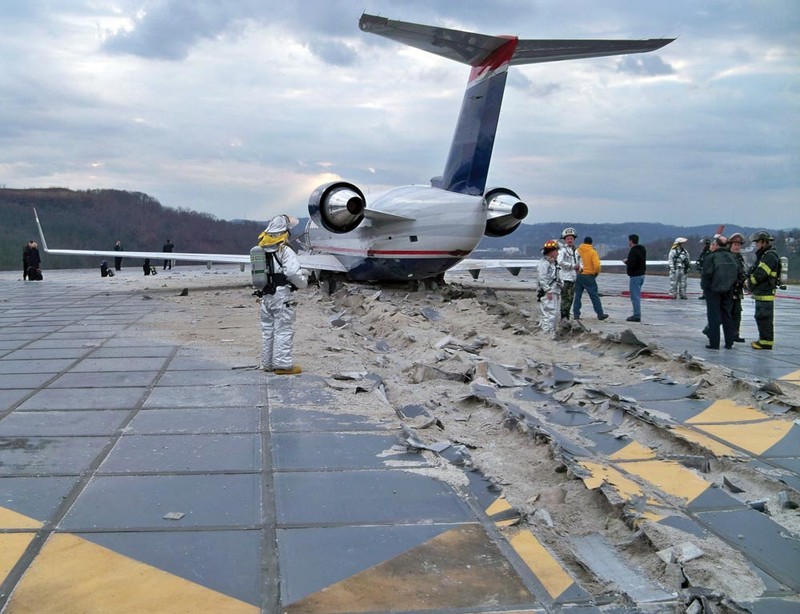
[624, 234, 646, 322]
[701, 236, 738, 349]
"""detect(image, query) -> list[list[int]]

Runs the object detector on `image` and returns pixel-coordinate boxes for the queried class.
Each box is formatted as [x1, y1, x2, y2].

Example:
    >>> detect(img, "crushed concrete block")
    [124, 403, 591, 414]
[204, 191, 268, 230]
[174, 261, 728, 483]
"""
[779, 490, 799, 509]
[163, 512, 185, 520]
[723, 476, 745, 494]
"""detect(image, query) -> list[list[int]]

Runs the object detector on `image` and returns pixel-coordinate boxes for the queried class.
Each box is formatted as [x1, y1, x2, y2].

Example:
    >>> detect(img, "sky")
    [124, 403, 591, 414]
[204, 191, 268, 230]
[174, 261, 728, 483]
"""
[1, 0, 798, 227]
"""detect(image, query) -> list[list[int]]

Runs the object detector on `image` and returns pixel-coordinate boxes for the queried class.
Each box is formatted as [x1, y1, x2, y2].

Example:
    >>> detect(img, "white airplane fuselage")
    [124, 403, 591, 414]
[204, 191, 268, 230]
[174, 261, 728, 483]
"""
[306, 185, 486, 281]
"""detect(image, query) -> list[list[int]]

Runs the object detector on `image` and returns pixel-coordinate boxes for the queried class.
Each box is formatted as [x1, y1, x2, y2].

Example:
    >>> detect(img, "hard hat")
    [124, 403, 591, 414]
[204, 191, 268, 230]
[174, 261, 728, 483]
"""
[561, 227, 577, 239]
[674, 237, 687, 244]
[729, 232, 745, 243]
[542, 240, 559, 254]
[749, 230, 773, 243]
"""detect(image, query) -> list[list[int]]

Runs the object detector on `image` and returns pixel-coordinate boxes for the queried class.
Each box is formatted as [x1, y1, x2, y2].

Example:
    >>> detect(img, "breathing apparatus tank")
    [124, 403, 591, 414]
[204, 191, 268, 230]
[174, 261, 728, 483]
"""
[250, 245, 268, 289]
[779, 256, 789, 289]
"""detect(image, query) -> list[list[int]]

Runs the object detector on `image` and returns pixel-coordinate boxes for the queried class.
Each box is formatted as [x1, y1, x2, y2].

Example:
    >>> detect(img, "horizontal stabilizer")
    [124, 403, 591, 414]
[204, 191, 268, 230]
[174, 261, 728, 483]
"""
[360, 13, 674, 67]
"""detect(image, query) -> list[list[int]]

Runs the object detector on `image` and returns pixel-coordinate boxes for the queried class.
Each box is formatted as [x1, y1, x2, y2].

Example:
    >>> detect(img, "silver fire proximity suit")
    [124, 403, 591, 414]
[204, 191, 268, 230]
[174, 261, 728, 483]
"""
[256, 214, 308, 372]
[668, 240, 690, 299]
[537, 256, 562, 335]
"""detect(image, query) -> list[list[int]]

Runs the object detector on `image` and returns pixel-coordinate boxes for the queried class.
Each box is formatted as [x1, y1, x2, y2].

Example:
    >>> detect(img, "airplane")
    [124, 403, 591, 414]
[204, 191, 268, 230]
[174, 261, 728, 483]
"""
[34, 13, 674, 288]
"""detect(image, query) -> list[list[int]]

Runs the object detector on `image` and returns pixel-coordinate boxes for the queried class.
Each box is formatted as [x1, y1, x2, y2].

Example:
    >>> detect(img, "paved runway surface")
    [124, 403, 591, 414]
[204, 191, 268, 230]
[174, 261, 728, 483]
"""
[1, 267, 798, 613]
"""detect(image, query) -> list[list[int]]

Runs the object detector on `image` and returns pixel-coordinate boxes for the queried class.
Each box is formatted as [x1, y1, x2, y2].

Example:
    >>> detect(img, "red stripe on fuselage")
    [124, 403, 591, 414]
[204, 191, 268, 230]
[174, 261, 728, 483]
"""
[469, 36, 517, 85]
[315, 247, 473, 257]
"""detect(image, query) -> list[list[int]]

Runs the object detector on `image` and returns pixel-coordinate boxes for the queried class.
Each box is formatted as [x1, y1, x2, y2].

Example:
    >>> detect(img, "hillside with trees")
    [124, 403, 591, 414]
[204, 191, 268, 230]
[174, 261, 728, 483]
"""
[1, 188, 265, 271]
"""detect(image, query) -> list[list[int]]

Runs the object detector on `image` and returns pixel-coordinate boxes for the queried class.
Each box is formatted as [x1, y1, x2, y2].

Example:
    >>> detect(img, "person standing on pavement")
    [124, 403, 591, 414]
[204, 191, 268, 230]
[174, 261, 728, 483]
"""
[728, 233, 748, 343]
[162, 239, 174, 270]
[557, 227, 581, 322]
[668, 237, 691, 299]
[114, 240, 123, 271]
[624, 234, 646, 322]
[573, 237, 608, 321]
[22, 240, 33, 281]
[255, 214, 309, 374]
[27, 241, 43, 281]
[537, 240, 562, 335]
[696, 238, 711, 299]
[747, 230, 781, 350]
[701, 236, 738, 350]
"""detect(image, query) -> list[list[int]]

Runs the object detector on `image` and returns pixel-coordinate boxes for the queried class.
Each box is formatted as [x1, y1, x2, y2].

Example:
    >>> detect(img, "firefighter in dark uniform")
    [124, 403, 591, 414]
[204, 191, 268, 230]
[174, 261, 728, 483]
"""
[728, 233, 747, 342]
[747, 230, 781, 350]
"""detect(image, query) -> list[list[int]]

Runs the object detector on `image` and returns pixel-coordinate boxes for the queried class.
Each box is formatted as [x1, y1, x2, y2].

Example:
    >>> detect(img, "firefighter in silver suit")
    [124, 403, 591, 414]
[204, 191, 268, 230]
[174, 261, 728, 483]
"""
[537, 240, 562, 335]
[668, 237, 691, 299]
[256, 215, 308, 374]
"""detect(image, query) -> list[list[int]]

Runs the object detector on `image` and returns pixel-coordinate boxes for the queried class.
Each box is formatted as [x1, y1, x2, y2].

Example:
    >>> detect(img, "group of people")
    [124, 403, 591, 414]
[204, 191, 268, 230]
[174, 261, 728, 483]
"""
[22, 240, 42, 281]
[536, 227, 781, 351]
[701, 231, 781, 350]
[109, 239, 174, 275]
[537, 227, 611, 334]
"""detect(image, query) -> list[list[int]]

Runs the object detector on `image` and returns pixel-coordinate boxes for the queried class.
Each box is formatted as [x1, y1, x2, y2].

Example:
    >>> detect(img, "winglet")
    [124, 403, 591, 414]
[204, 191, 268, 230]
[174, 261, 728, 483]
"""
[33, 208, 50, 253]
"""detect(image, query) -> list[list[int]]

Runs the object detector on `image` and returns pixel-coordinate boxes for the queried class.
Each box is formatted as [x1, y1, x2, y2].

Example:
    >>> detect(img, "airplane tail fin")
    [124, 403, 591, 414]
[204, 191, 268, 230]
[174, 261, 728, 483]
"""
[359, 14, 673, 196]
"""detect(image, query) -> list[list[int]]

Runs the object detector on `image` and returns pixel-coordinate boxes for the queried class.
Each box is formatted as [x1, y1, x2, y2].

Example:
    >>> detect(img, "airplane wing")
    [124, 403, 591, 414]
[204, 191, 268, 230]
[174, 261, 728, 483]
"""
[34, 208, 249, 265]
[34, 207, 355, 272]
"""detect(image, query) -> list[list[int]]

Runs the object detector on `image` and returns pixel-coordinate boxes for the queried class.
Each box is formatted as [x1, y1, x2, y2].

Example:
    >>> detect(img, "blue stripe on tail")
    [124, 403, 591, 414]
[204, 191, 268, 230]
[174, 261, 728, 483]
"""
[440, 37, 518, 195]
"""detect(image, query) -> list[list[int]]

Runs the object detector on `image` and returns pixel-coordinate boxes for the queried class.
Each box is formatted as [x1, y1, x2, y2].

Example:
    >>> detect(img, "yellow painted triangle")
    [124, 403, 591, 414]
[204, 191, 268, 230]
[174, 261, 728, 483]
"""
[5, 533, 258, 613]
[1, 533, 36, 585]
[0, 506, 42, 530]
[283, 524, 532, 613]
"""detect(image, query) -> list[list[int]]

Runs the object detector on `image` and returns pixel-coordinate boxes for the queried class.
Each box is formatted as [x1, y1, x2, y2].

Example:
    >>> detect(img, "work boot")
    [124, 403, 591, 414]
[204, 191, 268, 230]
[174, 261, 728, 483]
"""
[750, 341, 772, 350]
[274, 365, 303, 375]
[598, 314, 609, 320]
[625, 315, 640, 322]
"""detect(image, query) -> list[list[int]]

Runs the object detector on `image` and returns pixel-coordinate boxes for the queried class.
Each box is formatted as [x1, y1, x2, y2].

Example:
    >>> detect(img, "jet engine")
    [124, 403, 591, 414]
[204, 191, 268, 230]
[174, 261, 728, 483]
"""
[483, 188, 528, 237]
[308, 181, 366, 233]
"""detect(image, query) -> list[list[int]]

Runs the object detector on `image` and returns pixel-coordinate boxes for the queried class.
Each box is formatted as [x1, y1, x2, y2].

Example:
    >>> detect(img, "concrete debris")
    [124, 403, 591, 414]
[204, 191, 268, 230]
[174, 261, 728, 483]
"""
[476, 361, 527, 387]
[778, 490, 799, 509]
[329, 312, 350, 328]
[532, 508, 554, 528]
[617, 329, 648, 347]
[399, 425, 451, 453]
[163, 512, 185, 520]
[756, 380, 784, 396]
[178, 288, 188, 296]
[434, 334, 489, 354]
[407, 362, 469, 384]
[747, 498, 769, 514]
[419, 306, 442, 321]
[723, 476, 745, 494]
[571, 533, 676, 605]
[397, 404, 428, 419]
[656, 542, 705, 565]
[332, 371, 369, 380]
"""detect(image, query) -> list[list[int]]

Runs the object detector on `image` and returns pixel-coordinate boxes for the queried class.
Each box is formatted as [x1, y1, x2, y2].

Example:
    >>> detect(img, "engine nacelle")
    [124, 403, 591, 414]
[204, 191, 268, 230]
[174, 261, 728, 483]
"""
[308, 181, 366, 234]
[483, 188, 528, 237]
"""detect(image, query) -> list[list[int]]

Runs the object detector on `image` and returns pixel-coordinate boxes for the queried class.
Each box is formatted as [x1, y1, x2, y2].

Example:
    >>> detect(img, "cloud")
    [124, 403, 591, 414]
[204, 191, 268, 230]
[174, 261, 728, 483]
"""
[0, 0, 797, 228]
[617, 54, 675, 76]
